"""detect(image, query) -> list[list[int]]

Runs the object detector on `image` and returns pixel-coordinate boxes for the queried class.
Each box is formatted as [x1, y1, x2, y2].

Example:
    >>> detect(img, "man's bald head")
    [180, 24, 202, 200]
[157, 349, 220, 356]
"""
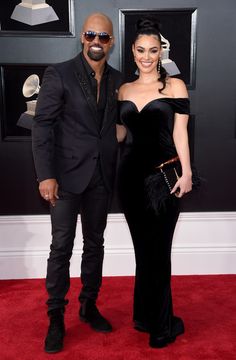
[82, 13, 113, 36]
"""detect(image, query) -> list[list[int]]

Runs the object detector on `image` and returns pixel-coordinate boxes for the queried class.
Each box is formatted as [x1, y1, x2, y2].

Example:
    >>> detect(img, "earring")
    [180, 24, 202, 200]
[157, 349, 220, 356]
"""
[158, 59, 162, 74]
[134, 56, 139, 75]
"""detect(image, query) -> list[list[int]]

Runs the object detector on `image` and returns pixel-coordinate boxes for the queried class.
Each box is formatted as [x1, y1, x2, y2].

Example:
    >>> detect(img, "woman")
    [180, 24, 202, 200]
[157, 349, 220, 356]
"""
[117, 18, 192, 348]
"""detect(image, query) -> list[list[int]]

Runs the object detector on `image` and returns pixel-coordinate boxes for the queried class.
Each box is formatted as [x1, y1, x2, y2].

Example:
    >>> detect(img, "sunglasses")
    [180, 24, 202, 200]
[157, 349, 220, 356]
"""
[83, 31, 112, 44]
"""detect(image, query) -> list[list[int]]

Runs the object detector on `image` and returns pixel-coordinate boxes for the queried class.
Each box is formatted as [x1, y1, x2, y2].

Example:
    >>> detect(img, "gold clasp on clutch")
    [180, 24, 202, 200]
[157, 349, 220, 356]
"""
[156, 156, 179, 170]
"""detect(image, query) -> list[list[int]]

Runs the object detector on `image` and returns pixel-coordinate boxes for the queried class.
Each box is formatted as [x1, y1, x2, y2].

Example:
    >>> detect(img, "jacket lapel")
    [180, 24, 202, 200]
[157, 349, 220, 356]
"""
[73, 55, 98, 128]
[101, 71, 116, 133]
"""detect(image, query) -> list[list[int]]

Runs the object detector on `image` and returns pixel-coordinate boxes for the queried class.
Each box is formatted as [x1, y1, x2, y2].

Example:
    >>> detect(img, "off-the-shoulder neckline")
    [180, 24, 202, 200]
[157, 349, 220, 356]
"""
[118, 98, 189, 113]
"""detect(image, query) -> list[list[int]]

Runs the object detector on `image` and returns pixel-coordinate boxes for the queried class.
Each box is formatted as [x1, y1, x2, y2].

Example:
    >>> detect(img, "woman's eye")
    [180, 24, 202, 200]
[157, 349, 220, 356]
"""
[137, 49, 144, 53]
[151, 49, 158, 54]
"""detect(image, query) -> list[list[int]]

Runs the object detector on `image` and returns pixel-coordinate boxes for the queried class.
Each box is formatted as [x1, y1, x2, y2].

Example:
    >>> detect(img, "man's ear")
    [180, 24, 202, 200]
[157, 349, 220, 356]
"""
[109, 36, 115, 48]
[80, 32, 84, 44]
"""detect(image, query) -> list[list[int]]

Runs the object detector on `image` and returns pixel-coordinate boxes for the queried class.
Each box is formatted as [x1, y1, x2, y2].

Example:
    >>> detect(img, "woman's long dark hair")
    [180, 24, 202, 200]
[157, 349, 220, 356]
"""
[134, 18, 167, 92]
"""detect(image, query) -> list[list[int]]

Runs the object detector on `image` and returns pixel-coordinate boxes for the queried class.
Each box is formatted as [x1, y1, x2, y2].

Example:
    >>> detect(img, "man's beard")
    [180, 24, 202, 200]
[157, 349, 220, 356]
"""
[87, 47, 105, 61]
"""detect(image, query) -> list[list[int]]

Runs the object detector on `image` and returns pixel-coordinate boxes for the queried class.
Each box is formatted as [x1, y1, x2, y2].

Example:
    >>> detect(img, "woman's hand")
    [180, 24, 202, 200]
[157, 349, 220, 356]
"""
[171, 174, 192, 198]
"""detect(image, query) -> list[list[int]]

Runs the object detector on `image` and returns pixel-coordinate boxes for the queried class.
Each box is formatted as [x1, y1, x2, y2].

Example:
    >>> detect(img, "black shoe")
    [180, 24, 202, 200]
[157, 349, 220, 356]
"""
[169, 316, 185, 341]
[149, 332, 170, 348]
[134, 320, 149, 332]
[79, 300, 112, 333]
[44, 308, 65, 353]
[149, 316, 185, 348]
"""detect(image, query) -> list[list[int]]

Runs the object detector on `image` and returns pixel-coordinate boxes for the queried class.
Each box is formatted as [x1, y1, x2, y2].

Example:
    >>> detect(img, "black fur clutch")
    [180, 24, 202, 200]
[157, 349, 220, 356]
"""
[156, 156, 181, 193]
[144, 156, 200, 214]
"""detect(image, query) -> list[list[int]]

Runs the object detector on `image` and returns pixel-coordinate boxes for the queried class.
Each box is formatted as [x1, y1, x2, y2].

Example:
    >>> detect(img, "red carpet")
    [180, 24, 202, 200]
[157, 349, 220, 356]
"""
[0, 275, 236, 359]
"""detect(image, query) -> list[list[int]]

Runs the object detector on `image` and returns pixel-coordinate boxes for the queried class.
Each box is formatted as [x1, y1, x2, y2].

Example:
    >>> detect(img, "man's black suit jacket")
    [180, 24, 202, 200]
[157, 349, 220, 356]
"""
[32, 53, 123, 194]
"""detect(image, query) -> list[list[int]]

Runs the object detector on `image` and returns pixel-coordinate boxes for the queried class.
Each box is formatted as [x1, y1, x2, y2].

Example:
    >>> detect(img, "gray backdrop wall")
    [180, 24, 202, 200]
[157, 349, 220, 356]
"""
[0, 0, 235, 215]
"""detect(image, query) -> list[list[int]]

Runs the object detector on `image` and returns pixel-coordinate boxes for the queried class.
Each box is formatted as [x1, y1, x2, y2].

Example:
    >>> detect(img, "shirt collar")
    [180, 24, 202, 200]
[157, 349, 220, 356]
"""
[80, 52, 109, 78]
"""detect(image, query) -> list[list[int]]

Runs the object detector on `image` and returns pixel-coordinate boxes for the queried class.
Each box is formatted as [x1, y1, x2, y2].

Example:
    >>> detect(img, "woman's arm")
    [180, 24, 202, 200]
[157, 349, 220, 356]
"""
[171, 78, 192, 197]
[116, 84, 127, 142]
[116, 124, 127, 142]
[172, 114, 192, 197]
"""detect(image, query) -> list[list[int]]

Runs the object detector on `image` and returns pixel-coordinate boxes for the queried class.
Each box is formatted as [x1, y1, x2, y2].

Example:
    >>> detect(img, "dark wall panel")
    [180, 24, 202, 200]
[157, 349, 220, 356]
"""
[0, 0, 236, 215]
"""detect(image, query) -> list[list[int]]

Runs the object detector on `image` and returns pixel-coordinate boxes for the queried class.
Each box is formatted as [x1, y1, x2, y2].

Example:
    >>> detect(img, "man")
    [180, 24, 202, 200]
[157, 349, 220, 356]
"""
[32, 13, 123, 353]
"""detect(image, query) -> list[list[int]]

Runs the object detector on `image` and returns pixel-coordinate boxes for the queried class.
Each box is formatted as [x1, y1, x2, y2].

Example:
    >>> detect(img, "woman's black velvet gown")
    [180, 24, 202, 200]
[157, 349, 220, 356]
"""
[118, 97, 190, 334]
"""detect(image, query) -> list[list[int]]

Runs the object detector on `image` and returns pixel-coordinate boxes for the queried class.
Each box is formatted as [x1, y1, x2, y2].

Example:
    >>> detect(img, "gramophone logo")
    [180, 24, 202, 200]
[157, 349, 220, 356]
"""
[11, 0, 59, 26]
[160, 33, 180, 76]
[22, 74, 41, 115]
[17, 73, 41, 130]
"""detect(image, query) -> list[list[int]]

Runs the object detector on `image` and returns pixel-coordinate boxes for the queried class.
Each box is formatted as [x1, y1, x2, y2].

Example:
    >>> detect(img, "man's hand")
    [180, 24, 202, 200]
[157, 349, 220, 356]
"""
[39, 179, 59, 207]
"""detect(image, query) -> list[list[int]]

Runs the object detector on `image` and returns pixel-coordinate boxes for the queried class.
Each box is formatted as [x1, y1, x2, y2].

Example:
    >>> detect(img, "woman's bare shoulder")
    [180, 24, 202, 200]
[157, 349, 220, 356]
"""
[168, 77, 188, 98]
[118, 82, 136, 100]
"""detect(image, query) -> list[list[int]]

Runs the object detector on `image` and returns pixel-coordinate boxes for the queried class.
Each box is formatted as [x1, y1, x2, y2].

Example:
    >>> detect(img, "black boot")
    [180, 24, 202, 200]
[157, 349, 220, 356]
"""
[169, 316, 185, 341]
[79, 299, 112, 332]
[44, 308, 65, 353]
[149, 316, 185, 348]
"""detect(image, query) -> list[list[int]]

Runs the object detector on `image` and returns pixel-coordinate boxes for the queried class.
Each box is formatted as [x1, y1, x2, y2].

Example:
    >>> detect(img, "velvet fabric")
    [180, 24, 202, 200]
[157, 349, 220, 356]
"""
[118, 98, 190, 334]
